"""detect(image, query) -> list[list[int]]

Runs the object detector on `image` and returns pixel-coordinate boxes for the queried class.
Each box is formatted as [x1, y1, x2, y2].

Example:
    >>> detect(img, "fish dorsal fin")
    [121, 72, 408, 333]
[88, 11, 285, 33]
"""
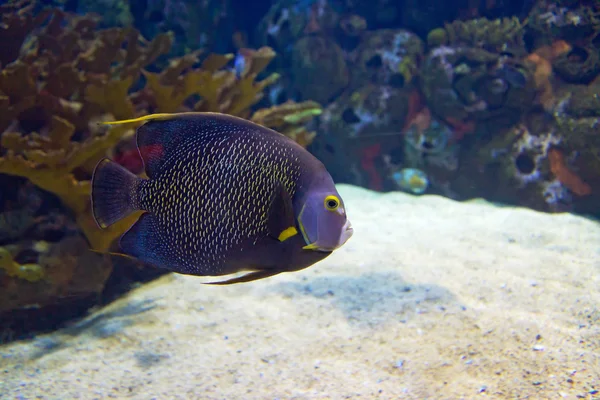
[136, 113, 208, 178]
[103, 112, 268, 179]
[268, 181, 298, 242]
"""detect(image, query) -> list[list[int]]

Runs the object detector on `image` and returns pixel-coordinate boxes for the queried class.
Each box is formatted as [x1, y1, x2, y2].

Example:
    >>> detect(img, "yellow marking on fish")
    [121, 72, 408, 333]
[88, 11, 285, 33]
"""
[101, 112, 209, 125]
[89, 248, 137, 260]
[278, 226, 298, 242]
[324, 195, 340, 211]
[302, 243, 320, 250]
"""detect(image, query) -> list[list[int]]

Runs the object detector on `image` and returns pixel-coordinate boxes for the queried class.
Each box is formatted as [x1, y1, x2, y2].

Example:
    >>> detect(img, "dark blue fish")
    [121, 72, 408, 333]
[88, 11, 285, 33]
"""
[91, 113, 353, 284]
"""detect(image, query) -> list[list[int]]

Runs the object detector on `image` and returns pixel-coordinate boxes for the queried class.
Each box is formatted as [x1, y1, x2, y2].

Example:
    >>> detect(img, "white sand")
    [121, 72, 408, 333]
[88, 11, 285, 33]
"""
[1, 184, 599, 399]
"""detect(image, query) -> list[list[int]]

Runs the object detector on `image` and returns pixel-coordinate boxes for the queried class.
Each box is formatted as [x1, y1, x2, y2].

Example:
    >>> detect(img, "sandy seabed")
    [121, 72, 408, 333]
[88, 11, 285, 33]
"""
[1, 185, 599, 399]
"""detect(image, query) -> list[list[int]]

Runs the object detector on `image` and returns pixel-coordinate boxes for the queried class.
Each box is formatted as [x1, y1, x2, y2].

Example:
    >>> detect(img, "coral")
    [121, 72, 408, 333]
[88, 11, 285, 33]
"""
[439, 17, 527, 56]
[552, 44, 600, 84]
[259, 0, 328, 52]
[421, 45, 536, 137]
[547, 148, 591, 196]
[0, 7, 173, 251]
[0, 116, 140, 251]
[290, 36, 349, 103]
[339, 14, 367, 37]
[403, 108, 458, 171]
[77, 0, 133, 27]
[142, 0, 233, 55]
[0, 237, 113, 313]
[139, 46, 287, 119]
[427, 28, 448, 48]
[250, 100, 322, 147]
[0, 247, 44, 283]
[0, 0, 52, 67]
[309, 85, 415, 190]
[351, 29, 424, 89]
[0, 8, 173, 134]
[508, 125, 562, 189]
[528, 2, 600, 45]
[320, 85, 413, 138]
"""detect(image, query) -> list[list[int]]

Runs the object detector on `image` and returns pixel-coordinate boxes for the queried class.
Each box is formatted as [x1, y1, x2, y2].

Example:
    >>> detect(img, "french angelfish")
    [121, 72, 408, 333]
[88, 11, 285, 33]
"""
[91, 112, 353, 284]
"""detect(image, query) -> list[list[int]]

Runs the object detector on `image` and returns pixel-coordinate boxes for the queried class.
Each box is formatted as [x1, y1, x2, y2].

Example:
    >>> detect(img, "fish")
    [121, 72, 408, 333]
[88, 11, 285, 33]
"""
[392, 168, 429, 194]
[232, 48, 253, 79]
[91, 112, 353, 284]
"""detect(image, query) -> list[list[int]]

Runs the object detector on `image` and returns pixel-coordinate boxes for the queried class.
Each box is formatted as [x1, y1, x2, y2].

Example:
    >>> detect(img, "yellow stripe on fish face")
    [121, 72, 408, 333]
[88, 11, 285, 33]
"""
[278, 226, 298, 242]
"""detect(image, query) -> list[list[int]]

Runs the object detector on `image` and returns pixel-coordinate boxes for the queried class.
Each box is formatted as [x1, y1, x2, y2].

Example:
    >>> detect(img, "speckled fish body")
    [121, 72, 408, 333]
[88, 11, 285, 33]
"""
[91, 113, 352, 284]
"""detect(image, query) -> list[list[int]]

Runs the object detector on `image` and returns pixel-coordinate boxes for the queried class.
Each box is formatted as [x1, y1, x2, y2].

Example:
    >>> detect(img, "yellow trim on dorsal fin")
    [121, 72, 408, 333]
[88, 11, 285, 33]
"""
[278, 226, 298, 242]
[100, 112, 201, 126]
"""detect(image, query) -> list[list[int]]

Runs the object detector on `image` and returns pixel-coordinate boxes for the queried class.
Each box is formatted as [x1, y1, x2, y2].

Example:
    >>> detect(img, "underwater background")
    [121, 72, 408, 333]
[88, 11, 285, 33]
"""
[0, 0, 599, 398]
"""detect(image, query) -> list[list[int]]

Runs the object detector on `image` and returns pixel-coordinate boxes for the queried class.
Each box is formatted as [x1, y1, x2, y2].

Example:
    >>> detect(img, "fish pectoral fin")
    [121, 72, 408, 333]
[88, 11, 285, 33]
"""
[202, 270, 282, 285]
[268, 180, 298, 242]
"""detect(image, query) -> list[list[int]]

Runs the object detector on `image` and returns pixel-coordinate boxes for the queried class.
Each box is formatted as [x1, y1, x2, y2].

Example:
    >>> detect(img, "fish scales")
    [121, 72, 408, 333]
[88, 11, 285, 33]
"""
[136, 125, 301, 275]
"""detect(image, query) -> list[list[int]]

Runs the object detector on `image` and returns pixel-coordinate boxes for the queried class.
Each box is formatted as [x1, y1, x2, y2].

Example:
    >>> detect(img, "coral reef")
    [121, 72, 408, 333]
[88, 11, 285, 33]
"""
[311, 85, 416, 189]
[552, 44, 600, 84]
[351, 29, 424, 89]
[421, 45, 536, 137]
[429, 17, 527, 56]
[0, 237, 113, 314]
[0, 3, 322, 317]
[254, 0, 600, 215]
[135, 0, 234, 56]
[290, 36, 348, 103]
[77, 0, 133, 27]
[0, 6, 173, 251]
[528, 1, 600, 45]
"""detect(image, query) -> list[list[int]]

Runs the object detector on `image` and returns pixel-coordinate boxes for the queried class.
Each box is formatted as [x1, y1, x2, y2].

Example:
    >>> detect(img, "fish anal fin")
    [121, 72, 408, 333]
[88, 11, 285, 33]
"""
[203, 270, 282, 285]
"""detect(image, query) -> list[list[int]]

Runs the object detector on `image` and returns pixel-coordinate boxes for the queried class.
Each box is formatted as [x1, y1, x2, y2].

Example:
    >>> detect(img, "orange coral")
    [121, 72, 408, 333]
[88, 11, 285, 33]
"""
[548, 148, 591, 196]
[525, 40, 572, 110]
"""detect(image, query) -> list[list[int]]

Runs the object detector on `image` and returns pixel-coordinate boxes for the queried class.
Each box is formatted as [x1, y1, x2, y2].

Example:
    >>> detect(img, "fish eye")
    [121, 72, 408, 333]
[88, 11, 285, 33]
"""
[324, 195, 340, 211]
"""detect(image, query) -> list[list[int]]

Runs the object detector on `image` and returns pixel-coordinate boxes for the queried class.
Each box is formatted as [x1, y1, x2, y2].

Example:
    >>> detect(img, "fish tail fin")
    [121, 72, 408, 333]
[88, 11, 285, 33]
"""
[91, 158, 142, 229]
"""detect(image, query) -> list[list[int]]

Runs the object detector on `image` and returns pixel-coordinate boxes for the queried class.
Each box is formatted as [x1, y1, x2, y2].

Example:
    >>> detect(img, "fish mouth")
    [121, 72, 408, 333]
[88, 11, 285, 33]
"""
[303, 220, 353, 252]
[339, 220, 353, 246]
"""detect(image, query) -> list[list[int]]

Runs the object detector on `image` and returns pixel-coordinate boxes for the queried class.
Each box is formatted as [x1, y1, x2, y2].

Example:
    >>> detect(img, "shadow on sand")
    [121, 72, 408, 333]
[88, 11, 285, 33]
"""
[274, 271, 461, 327]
